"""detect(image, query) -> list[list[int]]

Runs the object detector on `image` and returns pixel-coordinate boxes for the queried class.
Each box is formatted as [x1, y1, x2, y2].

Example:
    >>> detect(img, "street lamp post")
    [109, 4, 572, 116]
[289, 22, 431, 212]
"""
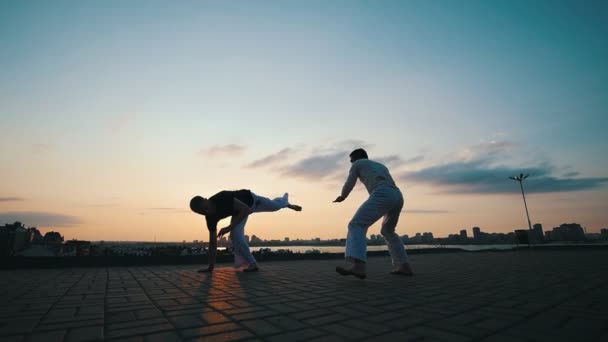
[509, 173, 533, 231]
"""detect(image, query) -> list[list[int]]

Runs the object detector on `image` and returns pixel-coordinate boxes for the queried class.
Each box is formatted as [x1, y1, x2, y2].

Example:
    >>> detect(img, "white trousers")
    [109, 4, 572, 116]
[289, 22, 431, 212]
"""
[230, 193, 289, 267]
[345, 185, 408, 266]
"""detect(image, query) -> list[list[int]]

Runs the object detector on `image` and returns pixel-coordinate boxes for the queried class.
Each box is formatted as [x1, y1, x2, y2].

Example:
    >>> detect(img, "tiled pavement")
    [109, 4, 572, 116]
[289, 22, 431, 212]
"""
[1, 250, 607, 341]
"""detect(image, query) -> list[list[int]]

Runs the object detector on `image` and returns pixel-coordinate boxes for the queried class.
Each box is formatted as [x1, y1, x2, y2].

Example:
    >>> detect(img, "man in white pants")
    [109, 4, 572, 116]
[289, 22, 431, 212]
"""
[333, 148, 413, 279]
[190, 190, 302, 273]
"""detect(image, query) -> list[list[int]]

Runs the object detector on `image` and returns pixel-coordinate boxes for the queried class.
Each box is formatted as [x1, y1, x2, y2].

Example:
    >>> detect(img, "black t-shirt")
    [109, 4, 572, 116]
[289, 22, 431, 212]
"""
[205, 189, 254, 231]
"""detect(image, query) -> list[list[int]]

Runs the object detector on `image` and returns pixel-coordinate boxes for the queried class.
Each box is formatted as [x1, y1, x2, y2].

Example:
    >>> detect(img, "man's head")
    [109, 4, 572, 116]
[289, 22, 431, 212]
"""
[349, 148, 368, 163]
[190, 196, 211, 215]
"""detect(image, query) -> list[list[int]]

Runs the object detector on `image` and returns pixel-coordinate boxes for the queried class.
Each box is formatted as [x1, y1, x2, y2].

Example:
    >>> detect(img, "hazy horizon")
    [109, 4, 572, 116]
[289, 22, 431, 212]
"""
[1, 0, 607, 241]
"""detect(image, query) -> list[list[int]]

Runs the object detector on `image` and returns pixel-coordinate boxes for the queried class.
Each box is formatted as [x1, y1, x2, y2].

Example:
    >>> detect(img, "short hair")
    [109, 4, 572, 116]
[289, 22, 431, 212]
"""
[190, 196, 205, 212]
[349, 148, 368, 160]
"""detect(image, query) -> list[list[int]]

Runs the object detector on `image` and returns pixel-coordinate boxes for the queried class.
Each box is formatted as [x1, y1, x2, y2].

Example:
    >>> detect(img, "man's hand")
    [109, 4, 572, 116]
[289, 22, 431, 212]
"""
[333, 195, 345, 203]
[218, 227, 231, 239]
[197, 266, 214, 273]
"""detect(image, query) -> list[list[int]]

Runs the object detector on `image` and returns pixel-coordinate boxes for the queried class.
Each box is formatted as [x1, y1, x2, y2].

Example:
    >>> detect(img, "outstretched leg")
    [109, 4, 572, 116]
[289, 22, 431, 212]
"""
[252, 193, 302, 213]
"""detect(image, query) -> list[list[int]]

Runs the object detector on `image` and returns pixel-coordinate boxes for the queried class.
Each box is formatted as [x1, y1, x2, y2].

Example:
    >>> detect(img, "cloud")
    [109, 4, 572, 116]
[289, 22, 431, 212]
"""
[452, 140, 517, 162]
[0, 212, 83, 227]
[400, 160, 608, 194]
[281, 151, 347, 180]
[200, 144, 246, 157]
[0, 197, 24, 202]
[563, 171, 580, 178]
[245, 148, 292, 169]
[376, 155, 424, 168]
[256, 140, 416, 182]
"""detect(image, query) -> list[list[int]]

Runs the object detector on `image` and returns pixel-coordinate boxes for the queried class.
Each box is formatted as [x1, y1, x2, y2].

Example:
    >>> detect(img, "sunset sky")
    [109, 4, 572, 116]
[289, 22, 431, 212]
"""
[1, 0, 607, 242]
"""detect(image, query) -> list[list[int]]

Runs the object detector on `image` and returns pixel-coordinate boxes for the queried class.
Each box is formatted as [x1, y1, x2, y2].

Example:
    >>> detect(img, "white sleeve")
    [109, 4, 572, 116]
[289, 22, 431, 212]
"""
[340, 163, 358, 198]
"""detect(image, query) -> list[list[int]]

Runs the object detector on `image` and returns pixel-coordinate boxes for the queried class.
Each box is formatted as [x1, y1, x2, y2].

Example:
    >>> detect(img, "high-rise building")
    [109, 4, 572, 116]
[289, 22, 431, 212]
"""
[460, 229, 468, 239]
[532, 223, 544, 242]
[473, 227, 481, 239]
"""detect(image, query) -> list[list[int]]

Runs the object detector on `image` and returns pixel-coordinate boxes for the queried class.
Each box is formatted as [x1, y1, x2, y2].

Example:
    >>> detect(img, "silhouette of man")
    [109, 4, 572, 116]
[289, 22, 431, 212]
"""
[333, 148, 413, 279]
[190, 190, 302, 273]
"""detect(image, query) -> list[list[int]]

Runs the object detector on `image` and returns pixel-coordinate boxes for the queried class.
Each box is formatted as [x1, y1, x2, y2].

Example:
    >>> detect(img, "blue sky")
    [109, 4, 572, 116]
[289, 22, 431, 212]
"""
[1, 0, 607, 241]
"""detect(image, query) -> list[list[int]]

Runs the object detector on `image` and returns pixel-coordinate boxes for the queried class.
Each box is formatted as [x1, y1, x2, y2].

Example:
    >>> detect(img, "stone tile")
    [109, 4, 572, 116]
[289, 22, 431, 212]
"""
[187, 330, 253, 342]
[144, 331, 183, 342]
[27, 330, 66, 342]
[263, 315, 307, 330]
[168, 315, 206, 329]
[199, 311, 231, 324]
[240, 319, 282, 336]
[107, 322, 175, 339]
[0, 251, 607, 342]
[320, 323, 371, 339]
[0, 336, 24, 342]
[265, 328, 326, 342]
[64, 325, 104, 342]
[180, 322, 241, 339]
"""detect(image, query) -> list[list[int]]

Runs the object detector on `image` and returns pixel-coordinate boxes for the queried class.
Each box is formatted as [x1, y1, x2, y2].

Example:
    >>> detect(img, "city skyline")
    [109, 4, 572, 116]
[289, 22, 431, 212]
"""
[1, 1, 607, 241]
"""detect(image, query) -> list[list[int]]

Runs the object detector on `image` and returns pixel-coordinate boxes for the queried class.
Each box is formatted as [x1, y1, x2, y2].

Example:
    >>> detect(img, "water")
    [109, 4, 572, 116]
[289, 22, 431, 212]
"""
[247, 244, 517, 253]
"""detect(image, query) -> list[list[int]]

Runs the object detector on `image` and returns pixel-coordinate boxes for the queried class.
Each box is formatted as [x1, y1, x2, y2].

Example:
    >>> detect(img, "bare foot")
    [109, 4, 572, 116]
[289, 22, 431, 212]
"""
[287, 204, 302, 211]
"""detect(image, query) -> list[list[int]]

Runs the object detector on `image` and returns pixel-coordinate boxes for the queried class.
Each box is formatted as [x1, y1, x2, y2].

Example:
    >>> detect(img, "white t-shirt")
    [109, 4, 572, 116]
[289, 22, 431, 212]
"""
[340, 159, 398, 198]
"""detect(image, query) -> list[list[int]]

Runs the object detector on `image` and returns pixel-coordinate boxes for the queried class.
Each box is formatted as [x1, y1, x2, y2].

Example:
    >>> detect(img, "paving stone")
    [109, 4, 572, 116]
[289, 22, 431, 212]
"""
[408, 326, 473, 342]
[107, 322, 175, 339]
[188, 329, 254, 342]
[362, 330, 423, 341]
[143, 331, 183, 342]
[168, 315, 205, 329]
[64, 325, 104, 342]
[307, 335, 347, 342]
[0, 251, 607, 341]
[265, 328, 326, 342]
[26, 330, 66, 342]
[199, 311, 231, 324]
[180, 322, 241, 339]
[320, 323, 371, 339]
[0, 336, 24, 342]
[479, 334, 528, 342]
[240, 319, 282, 336]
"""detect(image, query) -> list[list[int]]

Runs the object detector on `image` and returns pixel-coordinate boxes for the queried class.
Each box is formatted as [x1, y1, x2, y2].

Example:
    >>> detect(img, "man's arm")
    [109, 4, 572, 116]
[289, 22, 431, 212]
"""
[201, 220, 217, 272]
[218, 199, 253, 238]
[334, 163, 358, 202]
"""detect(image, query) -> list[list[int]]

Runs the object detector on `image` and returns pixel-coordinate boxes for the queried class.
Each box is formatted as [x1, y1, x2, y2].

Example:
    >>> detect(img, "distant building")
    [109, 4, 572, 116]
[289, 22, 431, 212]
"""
[601, 229, 608, 238]
[284, 237, 290, 242]
[472, 227, 481, 240]
[531, 223, 545, 243]
[549, 223, 586, 242]
[62, 240, 91, 256]
[422, 232, 434, 243]
[251, 235, 263, 244]
[43, 231, 64, 255]
[460, 229, 468, 239]
[0, 222, 32, 256]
